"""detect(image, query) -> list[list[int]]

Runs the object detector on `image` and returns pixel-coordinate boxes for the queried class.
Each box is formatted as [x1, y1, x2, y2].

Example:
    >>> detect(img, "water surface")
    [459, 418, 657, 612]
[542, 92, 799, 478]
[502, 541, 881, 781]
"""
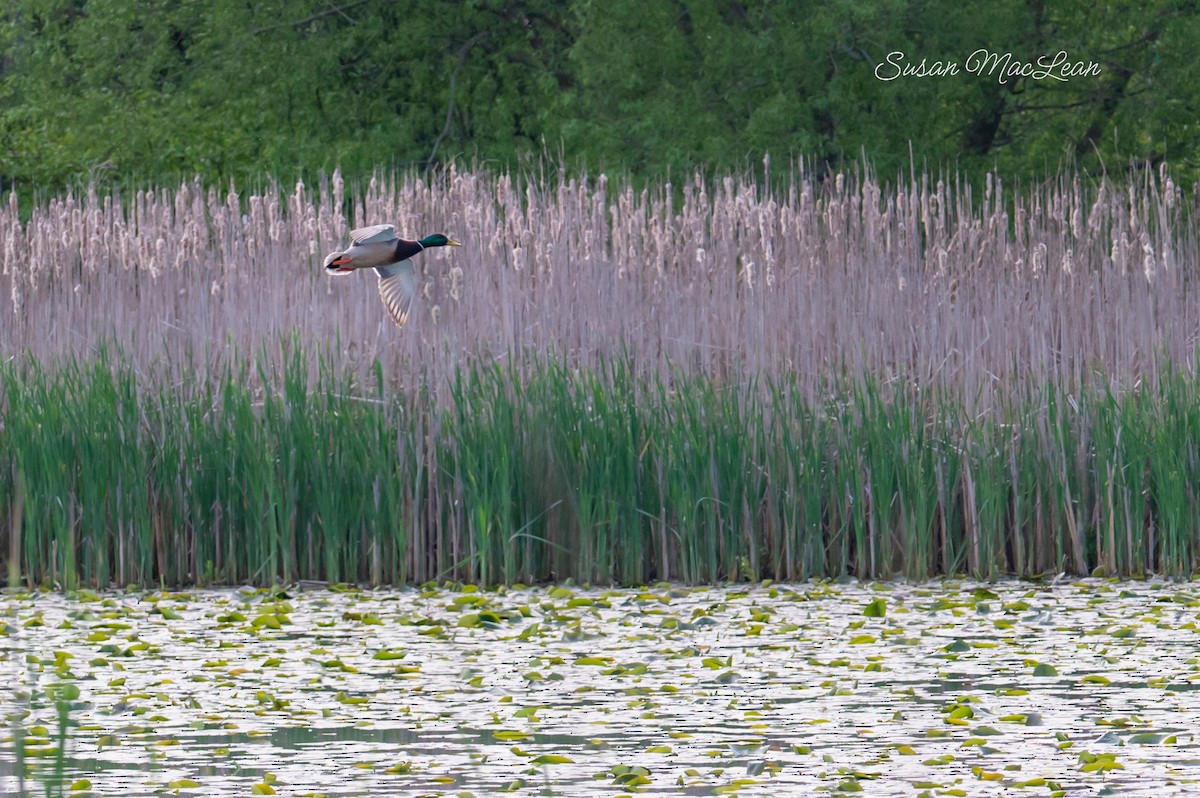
[3, 578, 1199, 796]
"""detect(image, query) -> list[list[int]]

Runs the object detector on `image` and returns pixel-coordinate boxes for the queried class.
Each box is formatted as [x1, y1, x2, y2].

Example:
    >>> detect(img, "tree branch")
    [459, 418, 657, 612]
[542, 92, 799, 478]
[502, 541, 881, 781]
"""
[250, 1, 370, 35]
[426, 31, 488, 172]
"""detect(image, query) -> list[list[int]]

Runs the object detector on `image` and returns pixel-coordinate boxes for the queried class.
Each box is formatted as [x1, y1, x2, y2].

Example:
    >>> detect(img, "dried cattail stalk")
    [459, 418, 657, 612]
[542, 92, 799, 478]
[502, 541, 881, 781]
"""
[0, 166, 1195, 408]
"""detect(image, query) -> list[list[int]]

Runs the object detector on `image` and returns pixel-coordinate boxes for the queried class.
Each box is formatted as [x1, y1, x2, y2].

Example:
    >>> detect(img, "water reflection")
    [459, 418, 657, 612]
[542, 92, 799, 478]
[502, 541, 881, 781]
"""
[4, 579, 1200, 796]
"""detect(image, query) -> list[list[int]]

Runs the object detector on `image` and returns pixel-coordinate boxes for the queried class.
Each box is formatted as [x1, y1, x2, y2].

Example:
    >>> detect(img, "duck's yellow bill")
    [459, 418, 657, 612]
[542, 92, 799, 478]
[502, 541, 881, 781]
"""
[447, 239, 462, 246]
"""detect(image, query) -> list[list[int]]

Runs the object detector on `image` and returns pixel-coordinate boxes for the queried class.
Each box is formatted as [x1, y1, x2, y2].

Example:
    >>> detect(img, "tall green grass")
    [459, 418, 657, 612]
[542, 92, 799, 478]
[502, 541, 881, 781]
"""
[2, 165, 1198, 584]
[3, 346, 1199, 587]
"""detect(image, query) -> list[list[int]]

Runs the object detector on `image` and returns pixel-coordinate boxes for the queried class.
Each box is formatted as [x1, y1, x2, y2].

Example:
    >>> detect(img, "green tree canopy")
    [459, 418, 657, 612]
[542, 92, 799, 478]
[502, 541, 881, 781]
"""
[1, 0, 1197, 193]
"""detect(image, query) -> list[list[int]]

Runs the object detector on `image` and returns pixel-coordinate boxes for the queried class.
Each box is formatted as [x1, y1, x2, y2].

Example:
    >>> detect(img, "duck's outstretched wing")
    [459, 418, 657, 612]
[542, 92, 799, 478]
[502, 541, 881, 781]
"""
[375, 261, 417, 326]
[351, 224, 397, 246]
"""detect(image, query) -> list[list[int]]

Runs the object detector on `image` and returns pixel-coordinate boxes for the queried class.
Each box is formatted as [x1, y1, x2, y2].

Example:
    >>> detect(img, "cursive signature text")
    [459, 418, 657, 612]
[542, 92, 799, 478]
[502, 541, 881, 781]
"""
[876, 50, 1101, 84]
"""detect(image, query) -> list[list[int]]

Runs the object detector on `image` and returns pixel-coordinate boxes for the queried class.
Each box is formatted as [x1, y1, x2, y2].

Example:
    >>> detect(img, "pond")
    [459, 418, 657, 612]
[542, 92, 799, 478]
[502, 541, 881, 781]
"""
[2, 578, 1199, 796]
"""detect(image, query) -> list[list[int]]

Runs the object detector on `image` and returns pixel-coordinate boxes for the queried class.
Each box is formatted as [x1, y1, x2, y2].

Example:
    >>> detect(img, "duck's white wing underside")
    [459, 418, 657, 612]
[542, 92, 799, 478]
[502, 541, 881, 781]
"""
[350, 224, 396, 246]
[375, 261, 417, 327]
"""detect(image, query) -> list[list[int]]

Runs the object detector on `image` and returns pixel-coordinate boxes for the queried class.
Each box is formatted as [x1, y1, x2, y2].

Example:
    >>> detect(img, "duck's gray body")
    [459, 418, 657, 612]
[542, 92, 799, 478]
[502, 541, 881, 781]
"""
[323, 224, 459, 326]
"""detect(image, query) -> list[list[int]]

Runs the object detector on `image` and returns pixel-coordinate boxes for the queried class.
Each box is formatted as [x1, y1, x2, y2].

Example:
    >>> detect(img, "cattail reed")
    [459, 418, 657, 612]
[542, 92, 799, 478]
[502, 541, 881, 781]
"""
[1, 164, 1197, 586]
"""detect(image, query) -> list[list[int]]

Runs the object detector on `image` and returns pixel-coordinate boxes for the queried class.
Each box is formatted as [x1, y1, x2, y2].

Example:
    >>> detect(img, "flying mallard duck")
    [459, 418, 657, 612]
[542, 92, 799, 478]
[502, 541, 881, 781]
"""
[323, 224, 460, 326]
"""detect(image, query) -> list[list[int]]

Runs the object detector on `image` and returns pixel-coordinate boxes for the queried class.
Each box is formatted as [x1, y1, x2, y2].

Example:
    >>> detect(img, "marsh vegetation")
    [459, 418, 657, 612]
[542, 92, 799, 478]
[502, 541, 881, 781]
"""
[1, 165, 1199, 585]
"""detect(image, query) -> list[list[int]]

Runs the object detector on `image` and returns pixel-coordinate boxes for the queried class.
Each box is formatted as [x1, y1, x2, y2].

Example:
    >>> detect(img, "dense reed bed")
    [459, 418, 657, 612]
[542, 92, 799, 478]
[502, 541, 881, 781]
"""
[1, 164, 1199, 585]
[3, 164, 1196, 401]
[2, 348, 1200, 587]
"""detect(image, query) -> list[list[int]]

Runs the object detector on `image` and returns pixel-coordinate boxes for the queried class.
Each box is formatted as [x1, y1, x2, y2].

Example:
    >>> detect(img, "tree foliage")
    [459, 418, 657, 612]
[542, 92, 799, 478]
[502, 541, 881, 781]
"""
[1, 0, 1197, 193]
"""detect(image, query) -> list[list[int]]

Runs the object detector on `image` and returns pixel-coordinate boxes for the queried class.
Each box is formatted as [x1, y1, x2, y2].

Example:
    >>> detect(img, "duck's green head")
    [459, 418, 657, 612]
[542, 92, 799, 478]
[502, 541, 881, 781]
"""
[420, 234, 461, 248]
